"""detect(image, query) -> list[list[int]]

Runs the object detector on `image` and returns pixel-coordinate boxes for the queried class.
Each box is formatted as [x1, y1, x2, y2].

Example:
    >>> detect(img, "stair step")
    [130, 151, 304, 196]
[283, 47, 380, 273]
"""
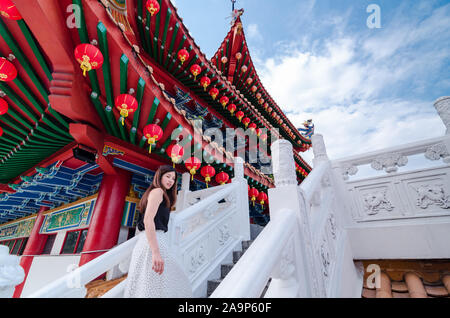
[207, 279, 222, 297]
[233, 251, 243, 264]
[241, 240, 253, 251]
[221, 263, 234, 279]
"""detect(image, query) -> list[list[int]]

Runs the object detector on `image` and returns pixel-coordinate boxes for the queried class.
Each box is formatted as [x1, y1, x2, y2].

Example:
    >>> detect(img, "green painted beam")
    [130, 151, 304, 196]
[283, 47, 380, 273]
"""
[165, 22, 180, 69]
[97, 22, 114, 107]
[120, 54, 129, 94]
[159, 7, 172, 64]
[130, 77, 145, 144]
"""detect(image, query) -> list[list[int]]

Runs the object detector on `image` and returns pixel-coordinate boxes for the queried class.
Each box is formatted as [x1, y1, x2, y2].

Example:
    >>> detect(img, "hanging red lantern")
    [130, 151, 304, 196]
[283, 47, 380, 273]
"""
[143, 124, 163, 154]
[0, 57, 17, 82]
[190, 64, 201, 80]
[246, 78, 253, 85]
[256, 93, 262, 100]
[146, 0, 160, 17]
[74, 44, 104, 77]
[251, 86, 257, 93]
[0, 98, 8, 115]
[209, 87, 219, 100]
[255, 128, 262, 137]
[185, 157, 202, 181]
[178, 49, 189, 65]
[242, 117, 250, 128]
[267, 107, 272, 113]
[236, 111, 244, 122]
[201, 165, 216, 188]
[0, 0, 22, 20]
[235, 52, 242, 60]
[200, 76, 211, 91]
[227, 103, 236, 114]
[167, 144, 184, 168]
[249, 123, 257, 132]
[260, 133, 268, 142]
[249, 188, 259, 206]
[258, 192, 268, 206]
[219, 96, 229, 108]
[115, 94, 138, 126]
[241, 65, 248, 73]
[221, 56, 228, 64]
[263, 102, 269, 110]
[215, 171, 229, 185]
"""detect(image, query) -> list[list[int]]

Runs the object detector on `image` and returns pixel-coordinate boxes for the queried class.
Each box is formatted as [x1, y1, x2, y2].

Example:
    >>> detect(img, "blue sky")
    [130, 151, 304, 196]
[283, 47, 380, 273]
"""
[173, 0, 450, 165]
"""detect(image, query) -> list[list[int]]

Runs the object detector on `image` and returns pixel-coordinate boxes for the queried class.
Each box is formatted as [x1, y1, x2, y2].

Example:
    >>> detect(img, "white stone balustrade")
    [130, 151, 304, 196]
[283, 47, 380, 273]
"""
[0, 245, 25, 298]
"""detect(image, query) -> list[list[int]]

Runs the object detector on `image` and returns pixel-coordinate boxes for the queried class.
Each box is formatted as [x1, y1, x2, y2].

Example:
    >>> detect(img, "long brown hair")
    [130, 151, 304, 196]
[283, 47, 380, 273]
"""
[138, 165, 178, 215]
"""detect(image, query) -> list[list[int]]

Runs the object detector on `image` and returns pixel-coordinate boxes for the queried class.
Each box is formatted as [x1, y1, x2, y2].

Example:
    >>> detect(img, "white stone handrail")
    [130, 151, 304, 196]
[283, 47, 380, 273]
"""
[0, 245, 25, 298]
[27, 157, 249, 298]
[212, 137, 363, 298]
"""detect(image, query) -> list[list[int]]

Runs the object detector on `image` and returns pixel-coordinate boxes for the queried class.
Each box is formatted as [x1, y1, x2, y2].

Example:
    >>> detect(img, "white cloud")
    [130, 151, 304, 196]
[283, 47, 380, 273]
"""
[247, 23, 263, 42]
[255, 3, 450, 166]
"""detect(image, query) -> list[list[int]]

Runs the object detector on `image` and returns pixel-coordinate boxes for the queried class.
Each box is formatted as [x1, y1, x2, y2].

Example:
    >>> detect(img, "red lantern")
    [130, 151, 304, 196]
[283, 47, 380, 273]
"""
[242, 117, 250, 128]
[221, 56, 228, 64]
[74, 44, 104, 77]
[236, 111, 244, 122]
[200, 76, 211, 91]
[249, 188, 259, 206]
[178, 49, 189, 65]
[258, 192, 268, 206]
[235, 52, 242, 60]
[227, 103, 236, 115]
[259, 98, 264, 105]
[185, 157, 202, 181]
[143, 124, 163, 154]
[209, 87, 219, 100]
[256, 128, 262, 137]
[249, 123, 257, 132]
[115, 94, 138, 126]
[167, 144, 184, 168]
[267, 107, 272, 113]
[241, 65, 248, 73]
[251, 86, 257, 93]
[201, 165, 216, 188]
[215, 171, 229, 185]
[260, 133, 268, 142]
[246, 78, 253, 85]
[219, 96, 229, 108]
[0, 57, 17, 82]
[256, 93, 262, 100]
[0, 0, 21, 20]
[0, 98, 8, 115]
[146, 0, 160, 17]
[190, 64, 201, 80]
[264, 102, 269, 110]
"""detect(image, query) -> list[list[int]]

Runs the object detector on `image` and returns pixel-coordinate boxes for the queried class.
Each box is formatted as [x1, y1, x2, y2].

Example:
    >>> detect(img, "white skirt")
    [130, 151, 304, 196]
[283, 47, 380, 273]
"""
[123, 230, 193, 298]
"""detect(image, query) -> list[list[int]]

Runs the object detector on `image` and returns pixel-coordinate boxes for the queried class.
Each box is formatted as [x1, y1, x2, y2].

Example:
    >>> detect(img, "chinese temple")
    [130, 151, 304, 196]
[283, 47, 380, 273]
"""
[0, 0, 312, 297]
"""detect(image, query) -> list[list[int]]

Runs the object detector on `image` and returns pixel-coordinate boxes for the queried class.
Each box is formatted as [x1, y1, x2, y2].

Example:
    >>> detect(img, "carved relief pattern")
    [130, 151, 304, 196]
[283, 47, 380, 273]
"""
[414, 184, 450, 209]
[425, 143, 450, 162]
[272, 236, 296, 281]
[188, 243, 206, 274]
[341, 164, 358, 181]
[371, 153, 408, 173]
[363, 190, 394, 215]
[218, 223, 231, 246]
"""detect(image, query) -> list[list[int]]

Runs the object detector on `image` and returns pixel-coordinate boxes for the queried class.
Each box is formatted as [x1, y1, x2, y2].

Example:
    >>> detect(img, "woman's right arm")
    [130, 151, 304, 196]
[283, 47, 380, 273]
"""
[143, 188, 164, 274]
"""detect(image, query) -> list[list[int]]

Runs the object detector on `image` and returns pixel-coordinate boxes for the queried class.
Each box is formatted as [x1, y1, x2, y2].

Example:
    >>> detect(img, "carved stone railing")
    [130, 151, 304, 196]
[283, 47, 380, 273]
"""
[26, 157, 249, 298]
[211, 138, 363, 298]
[0, 245, 25, 298]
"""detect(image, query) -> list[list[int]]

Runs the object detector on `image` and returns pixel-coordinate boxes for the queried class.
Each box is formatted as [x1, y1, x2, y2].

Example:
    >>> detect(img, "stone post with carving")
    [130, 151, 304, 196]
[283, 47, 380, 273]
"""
[175, 172, 192, 212]
[0, 245, 25, 298]
[233, 156, 250, 241]
[434, 96, 450, 134]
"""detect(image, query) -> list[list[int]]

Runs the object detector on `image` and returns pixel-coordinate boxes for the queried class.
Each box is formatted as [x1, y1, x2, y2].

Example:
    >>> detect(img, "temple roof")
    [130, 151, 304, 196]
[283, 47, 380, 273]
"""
[211, 14, 308, 149]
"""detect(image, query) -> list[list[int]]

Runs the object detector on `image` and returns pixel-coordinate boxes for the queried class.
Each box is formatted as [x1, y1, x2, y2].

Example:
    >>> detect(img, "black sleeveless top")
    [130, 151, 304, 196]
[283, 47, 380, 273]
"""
[137, 196, 170, 232]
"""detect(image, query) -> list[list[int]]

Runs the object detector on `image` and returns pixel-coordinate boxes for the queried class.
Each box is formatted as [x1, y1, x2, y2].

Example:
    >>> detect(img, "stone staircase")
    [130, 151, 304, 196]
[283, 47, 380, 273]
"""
[206, 240, 271, 298]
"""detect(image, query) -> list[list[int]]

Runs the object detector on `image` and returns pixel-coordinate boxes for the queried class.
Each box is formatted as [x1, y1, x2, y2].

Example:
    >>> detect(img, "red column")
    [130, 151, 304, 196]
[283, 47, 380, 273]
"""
[13, 206, 50, 298]
[79, 169, 132, 266]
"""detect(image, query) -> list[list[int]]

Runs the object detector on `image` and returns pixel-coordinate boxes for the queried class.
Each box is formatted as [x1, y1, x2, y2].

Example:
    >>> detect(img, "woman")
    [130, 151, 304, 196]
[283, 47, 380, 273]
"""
[124, 165, 192, 298]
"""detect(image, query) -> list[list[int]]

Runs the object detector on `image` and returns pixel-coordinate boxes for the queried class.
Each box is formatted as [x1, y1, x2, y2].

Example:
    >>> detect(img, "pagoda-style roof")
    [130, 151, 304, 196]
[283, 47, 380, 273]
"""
[0, 0, 311, 224]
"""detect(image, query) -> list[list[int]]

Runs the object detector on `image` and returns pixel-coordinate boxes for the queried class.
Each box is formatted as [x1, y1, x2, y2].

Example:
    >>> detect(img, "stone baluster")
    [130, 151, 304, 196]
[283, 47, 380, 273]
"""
[175, 172, 191, 212]
[434, 96, 450, 160]
[0, 245, 25, 298]
[233, 156, 250, 241]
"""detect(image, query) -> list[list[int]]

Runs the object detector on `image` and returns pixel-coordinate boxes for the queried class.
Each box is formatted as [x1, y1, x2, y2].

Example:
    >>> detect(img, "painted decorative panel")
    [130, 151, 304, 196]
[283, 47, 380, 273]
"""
[40, 197, 96, 233]
[121, 197, 140, 227]
[0, 217, 36, 241]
